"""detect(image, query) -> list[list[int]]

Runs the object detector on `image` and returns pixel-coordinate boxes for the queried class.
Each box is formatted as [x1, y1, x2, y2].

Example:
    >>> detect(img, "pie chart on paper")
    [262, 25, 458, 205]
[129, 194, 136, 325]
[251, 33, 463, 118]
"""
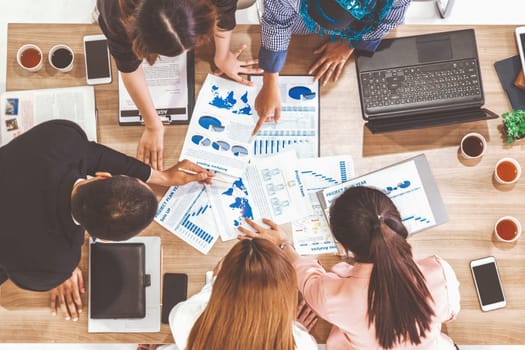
[288, 86, 316, 100]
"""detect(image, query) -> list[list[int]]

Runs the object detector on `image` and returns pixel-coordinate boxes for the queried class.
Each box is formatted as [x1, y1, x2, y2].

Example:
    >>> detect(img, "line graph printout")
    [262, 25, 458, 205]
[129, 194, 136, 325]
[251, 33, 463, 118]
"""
[208, 152, 312, 241]
[250, 75, 319, 158]
[180, 74, 256, 177]
[292, 156, 354, 255]
[155, 182, 219, 254]
[317, 157, 437, 235]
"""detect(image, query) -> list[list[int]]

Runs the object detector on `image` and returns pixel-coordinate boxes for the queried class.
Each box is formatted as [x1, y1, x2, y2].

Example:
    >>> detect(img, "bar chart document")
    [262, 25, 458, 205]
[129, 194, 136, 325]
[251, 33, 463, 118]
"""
[250, 75, 320, 158]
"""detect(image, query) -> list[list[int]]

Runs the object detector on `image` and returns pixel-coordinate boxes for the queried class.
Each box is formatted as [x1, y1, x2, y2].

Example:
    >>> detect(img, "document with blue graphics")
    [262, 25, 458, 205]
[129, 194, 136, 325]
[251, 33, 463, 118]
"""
[292, 156, 354, 255]
[155, 182, 219, 254]
[250, 75, 320, 159]
[179, 74, 256, 178]
[317, 154, 448, 235]
[208, 151, 313, 241]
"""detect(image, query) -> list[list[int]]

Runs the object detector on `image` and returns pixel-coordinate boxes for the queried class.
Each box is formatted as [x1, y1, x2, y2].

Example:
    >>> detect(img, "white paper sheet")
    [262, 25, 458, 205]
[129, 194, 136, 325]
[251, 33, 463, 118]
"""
[292, 156, 354, 255]
[179, 74, 256, 177]
[250, 75, 319, 158]
[155, 183, 219, 254]
[208, 152, 312, 241]
[0, 86, 97, 145]
[118, 55, 189, 124]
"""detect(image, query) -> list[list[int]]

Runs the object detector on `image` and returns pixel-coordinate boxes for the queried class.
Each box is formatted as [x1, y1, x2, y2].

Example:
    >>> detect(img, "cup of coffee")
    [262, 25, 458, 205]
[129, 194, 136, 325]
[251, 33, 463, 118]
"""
[48, 44, 74, 72]
[16, 44, 43, 72]
[460, 132, 487, 159]
[494, 157, 521, 184]
[494, 216, 522, 242]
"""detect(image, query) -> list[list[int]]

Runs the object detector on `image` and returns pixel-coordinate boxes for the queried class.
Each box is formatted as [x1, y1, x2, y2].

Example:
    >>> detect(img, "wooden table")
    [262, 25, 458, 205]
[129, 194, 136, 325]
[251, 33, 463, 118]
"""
[2, 23, 524, 345]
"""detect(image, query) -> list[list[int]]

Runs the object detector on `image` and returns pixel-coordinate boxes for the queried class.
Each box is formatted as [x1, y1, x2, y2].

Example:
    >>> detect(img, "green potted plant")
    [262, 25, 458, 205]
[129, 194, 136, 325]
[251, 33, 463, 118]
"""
[502, 109, 525, 143]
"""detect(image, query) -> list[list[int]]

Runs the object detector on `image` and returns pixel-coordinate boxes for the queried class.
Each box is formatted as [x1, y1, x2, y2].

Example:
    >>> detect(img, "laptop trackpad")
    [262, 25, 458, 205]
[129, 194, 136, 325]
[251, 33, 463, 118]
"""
[417, 35, 452, 63]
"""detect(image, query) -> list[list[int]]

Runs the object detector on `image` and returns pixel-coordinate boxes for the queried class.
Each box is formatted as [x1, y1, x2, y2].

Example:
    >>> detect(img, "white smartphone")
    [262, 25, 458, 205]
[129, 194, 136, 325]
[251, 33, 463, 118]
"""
[470, 256, 506, 312]
[83, 34, 112, 85]
[515, 26, 525, 79]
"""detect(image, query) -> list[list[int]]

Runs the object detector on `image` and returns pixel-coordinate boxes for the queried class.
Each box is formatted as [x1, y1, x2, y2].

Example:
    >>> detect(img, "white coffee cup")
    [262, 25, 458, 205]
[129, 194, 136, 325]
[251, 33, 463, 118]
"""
[16, 44, 43, 72]
[460, 132, 487, 159]
[48, 44, 74, 72]
[494, 216, 522, 243]
[494, 157, 521, 184]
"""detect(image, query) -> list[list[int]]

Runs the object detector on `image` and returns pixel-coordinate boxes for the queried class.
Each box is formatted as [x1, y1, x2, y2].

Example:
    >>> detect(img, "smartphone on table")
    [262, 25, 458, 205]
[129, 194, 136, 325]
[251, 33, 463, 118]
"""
[516, 26, 525, 79]
[470, 256, 506, 312]
[161, 273, 188, 324]
[83, 34, 112, 85]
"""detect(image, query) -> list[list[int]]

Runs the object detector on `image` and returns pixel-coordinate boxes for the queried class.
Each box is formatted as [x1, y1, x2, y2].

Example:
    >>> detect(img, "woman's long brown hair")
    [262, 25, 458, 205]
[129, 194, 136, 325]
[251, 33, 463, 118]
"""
[186, 239, 297, 350]
[329, 186, 435, 349]
[118, 0, 215, 64]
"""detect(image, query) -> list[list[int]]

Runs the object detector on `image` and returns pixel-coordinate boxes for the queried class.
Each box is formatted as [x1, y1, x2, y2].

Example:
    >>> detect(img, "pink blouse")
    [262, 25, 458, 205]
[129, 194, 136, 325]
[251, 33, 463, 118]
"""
[295, 255, 460, 350]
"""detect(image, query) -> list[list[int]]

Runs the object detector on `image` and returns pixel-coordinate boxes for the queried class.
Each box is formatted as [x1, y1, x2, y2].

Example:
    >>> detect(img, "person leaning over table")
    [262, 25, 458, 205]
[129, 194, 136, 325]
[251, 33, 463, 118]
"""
[253, 0, 411, 134]
[0, 119, 213, 322]
[239, 186, 461, 350]
[139, 238, 318, 350]
[96, 0, 262, 170]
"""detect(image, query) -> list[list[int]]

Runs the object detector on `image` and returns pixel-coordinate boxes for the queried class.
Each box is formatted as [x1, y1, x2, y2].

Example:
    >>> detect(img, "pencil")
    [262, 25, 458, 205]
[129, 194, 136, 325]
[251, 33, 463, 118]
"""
[177, 167, 232, 184]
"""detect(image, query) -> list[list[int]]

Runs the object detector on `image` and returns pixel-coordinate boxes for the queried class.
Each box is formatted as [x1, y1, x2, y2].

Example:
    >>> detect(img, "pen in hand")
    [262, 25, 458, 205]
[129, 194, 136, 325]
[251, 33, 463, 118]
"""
[177, 167, 231, 184]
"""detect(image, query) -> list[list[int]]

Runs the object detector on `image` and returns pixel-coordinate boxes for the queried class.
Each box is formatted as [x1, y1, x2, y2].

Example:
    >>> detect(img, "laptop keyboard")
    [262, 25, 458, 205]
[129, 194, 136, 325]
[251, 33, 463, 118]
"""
[360, 59, 483, 113]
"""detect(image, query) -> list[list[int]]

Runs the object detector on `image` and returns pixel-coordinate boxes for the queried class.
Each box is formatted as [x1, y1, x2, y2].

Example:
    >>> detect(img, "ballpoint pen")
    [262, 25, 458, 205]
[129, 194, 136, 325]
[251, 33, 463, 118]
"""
[177, 167, 232, 184]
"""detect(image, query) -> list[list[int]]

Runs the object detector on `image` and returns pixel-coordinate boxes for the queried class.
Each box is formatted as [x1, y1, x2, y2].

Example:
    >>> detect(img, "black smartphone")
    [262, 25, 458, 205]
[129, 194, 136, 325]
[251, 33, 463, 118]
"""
[83, 34, 112, 85]
[161, 273, 188, 324]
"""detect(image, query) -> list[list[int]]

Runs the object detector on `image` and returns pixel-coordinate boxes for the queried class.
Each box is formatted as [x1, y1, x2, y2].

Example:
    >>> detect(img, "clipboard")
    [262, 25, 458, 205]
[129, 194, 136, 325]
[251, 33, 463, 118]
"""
[118, 51, 195, 126]
[316, 154, 448, 236]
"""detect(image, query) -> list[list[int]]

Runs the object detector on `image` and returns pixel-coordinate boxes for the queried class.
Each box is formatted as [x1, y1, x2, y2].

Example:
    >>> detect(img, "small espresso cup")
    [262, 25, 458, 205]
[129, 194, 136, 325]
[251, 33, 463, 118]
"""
[494, 157, 521, 184]
[494, 216, 522, 243]
[460, 132, 487, 159]
[48, 44, 74, 72]
[16, 44, 43, 72]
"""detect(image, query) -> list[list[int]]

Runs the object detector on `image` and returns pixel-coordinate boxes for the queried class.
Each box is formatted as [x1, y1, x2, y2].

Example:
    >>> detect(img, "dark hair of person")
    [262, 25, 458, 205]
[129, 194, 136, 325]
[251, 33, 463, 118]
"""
[329, 186, 435, 349]
[118, 0, 216, 64]
[71, 175, 158, 241]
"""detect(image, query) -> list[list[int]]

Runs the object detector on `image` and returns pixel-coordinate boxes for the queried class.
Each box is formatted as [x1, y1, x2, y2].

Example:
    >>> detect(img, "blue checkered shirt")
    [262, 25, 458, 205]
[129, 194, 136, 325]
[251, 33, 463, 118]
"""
[259, 0, 411, 72]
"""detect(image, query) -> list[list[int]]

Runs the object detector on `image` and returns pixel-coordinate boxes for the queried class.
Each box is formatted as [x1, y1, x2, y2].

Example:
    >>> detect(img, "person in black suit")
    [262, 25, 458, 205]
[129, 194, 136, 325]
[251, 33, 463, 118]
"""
[0, 120, 212, 321]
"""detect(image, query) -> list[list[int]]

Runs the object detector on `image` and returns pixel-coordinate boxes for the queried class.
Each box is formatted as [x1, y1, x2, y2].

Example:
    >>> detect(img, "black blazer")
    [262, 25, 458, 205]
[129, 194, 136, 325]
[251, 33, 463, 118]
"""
[0, 120, 150, 291]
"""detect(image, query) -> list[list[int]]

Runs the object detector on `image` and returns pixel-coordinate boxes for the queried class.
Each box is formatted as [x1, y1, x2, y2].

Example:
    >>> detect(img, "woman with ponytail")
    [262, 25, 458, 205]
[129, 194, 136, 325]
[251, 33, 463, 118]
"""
[239, 186, 461, 349]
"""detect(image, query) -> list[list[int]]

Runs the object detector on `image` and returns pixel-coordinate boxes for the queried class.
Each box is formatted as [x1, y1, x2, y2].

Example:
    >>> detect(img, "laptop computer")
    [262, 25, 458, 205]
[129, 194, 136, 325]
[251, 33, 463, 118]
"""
[355, 29, 498, 133]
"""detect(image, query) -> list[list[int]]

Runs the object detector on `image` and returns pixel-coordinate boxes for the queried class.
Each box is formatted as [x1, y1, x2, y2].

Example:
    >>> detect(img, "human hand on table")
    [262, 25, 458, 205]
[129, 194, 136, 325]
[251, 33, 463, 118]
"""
[297, 298, 319, 331]
[237, 218, 289, 245]
[214, 44, 263, 86]
[50, 267, 85, 321]
[309, 41, 354, 86]
[137, 122, 165, 171]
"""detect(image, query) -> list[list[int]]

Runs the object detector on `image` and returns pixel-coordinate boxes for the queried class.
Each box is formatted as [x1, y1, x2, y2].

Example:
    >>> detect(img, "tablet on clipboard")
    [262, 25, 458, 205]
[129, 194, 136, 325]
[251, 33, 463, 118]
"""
[317, 154, 448, 236]
[118, 51, 195, 125]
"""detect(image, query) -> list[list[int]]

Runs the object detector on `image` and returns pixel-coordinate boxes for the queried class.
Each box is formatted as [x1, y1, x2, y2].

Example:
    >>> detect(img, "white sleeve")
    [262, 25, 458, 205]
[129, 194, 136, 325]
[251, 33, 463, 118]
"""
[168, 281, 214, 349]
[435, 256, 461, 321]
[292, 321, 318, 350]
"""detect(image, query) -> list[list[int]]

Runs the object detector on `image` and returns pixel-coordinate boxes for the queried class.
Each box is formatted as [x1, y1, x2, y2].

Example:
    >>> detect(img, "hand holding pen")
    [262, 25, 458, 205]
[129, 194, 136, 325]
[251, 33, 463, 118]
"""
[147, 159, 215, 186]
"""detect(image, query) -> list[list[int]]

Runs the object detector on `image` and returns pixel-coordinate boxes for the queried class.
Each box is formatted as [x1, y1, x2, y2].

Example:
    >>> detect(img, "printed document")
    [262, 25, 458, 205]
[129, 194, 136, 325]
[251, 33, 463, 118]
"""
[207, 151, 312, 241]
[180, 74, 256, 177]
[155, 182, 219, 254]
[292, 156, 354, 255]
[0, 86, 97, 145]
[250, 75, 320, 158]
[118, 54, 192, 125]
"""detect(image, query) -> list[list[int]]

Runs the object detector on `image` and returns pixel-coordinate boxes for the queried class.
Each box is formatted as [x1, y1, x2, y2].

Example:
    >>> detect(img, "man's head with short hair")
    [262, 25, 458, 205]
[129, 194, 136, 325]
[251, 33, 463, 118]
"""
[71, 175, 158, 241]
